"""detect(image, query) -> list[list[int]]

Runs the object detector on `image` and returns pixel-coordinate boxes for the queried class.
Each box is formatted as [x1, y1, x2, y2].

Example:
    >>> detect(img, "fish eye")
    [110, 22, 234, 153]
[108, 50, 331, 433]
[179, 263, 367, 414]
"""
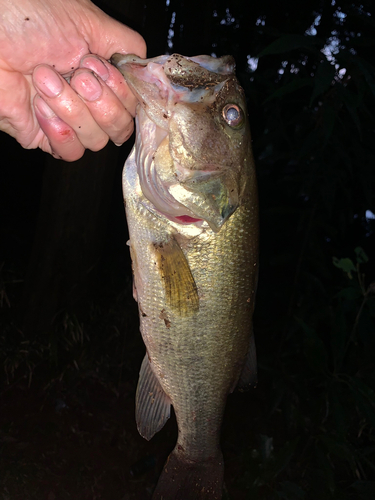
[222, 104, 243, 127]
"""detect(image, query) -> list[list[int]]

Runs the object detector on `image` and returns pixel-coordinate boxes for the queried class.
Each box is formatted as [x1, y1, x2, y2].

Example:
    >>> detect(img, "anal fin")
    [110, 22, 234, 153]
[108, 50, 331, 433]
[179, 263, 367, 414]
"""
[136, 354, 171, 440]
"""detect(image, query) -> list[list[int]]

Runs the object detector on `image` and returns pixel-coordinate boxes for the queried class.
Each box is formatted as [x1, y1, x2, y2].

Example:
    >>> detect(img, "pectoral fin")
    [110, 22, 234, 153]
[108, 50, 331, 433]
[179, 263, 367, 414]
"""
[152, 237, 199, 316]
[136, 354, 171, 441]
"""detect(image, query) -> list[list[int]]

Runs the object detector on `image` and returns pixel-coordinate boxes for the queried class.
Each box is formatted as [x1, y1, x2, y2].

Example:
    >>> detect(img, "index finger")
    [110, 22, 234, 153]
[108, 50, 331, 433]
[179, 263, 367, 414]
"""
[79, 55, 138, 116]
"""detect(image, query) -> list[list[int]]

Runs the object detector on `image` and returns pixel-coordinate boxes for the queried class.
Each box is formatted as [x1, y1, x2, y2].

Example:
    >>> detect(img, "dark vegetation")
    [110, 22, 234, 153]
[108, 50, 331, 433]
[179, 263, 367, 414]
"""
[1, 0, 375, 498]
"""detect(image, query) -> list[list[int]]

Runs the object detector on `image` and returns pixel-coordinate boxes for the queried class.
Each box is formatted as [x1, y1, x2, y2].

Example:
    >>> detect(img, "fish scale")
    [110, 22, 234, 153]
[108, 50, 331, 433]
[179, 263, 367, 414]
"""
[112, 52, 258, 499]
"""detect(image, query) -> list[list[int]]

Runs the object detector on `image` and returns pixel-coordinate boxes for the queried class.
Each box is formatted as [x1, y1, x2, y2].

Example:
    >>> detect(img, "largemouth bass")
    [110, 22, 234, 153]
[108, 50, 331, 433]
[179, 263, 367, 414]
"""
[111, 52, 258, 500]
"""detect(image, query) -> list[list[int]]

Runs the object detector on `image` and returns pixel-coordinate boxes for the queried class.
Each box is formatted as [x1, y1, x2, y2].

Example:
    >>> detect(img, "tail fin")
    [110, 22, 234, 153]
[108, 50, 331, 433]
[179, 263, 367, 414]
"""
[152, 448, 224, 500]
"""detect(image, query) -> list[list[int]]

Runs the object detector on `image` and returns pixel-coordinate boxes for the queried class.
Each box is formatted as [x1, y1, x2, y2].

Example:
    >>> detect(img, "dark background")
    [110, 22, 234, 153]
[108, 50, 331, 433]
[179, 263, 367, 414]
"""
[1, 0, 375, 499]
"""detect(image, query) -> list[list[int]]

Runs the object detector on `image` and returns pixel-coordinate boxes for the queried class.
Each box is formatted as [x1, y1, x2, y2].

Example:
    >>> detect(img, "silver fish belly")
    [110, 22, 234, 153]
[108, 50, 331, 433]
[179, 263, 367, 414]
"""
[112, 53, 259, 500]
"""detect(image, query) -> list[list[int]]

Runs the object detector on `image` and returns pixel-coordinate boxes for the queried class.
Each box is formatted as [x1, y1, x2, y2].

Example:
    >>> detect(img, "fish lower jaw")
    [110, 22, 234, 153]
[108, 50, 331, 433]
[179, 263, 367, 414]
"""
[156, 204, 223, 234]
[145, 200, 205, 228]
[160, 211, 208, 236]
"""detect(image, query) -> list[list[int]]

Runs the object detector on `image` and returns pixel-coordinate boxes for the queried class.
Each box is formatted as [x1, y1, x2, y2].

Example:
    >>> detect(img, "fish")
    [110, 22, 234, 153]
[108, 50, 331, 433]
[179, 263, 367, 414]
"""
[111, 52, 259, 500]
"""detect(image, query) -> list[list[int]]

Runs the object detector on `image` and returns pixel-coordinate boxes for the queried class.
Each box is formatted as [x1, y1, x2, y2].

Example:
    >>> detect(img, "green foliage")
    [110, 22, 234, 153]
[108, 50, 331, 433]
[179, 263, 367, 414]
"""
[257, 34, 323, 57]
[0, 262, 137, 385]
[239, 248, 375, 499]
[222, 1, 375, 498]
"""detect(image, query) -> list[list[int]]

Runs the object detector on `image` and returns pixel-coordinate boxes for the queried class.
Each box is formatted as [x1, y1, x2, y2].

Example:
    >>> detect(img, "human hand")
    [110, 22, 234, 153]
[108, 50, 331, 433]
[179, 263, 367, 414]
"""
[0, 0, 146, 161]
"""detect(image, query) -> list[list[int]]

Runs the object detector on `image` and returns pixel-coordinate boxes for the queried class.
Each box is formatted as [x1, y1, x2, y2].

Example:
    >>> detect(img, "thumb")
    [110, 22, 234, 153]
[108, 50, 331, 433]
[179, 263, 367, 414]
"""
[85, 4, 146, 60]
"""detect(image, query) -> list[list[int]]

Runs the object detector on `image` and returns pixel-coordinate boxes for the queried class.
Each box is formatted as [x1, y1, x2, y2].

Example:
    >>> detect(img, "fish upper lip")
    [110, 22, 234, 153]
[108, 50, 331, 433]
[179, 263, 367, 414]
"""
[111, 54, 231, 121]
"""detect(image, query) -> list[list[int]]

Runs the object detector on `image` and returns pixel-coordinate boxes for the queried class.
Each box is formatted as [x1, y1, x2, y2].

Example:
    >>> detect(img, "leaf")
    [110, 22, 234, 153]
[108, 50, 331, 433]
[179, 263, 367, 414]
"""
[356, 57, 375, 98]
[335, 286, 363, 301]
[259, 434, 274, 461]
[328, 384, 348, 436]
[264, 438, 300, 481]
[296, 318, 328, 374]
[264, 78, 312, 103]
[355, 247, 369, 264]
[321, 104, 336, 142]
[341, 89, 363, 139]
[368, 295, 375, 315]
[298, 129, 322, 159]
[357, 307, 375, 352]
[278, 481, 306, 499]
[332, 257, 356, 278]
[314, 444, 336, 494]
[350, 481, 375, 499]
[330, 307, 348, 372]
[257, 34, 321, 57]
[310, 60, 336, 105]
[348, 376, 375, 429]
[318, 434, 357, 470]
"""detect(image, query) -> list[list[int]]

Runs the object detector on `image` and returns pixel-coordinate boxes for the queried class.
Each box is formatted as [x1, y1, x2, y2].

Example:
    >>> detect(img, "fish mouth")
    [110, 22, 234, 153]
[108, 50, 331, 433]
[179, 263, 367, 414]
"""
[111, 53, 241, 232]
[110, 53, 235, 109]
[174, 215, 202, 223]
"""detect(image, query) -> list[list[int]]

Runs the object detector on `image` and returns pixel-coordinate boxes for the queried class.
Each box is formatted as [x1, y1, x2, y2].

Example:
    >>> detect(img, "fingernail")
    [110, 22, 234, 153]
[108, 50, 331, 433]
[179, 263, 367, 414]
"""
[34, 95, 55, 118]
[34, 66, 63, 97]
[80, 55, 109, 82]
[71, 71, 103, 101]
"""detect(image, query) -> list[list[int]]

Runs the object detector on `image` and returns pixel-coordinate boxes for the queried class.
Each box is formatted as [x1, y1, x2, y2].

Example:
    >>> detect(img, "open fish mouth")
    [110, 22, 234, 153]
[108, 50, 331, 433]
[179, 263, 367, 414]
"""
[111, 53, 248, 232]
